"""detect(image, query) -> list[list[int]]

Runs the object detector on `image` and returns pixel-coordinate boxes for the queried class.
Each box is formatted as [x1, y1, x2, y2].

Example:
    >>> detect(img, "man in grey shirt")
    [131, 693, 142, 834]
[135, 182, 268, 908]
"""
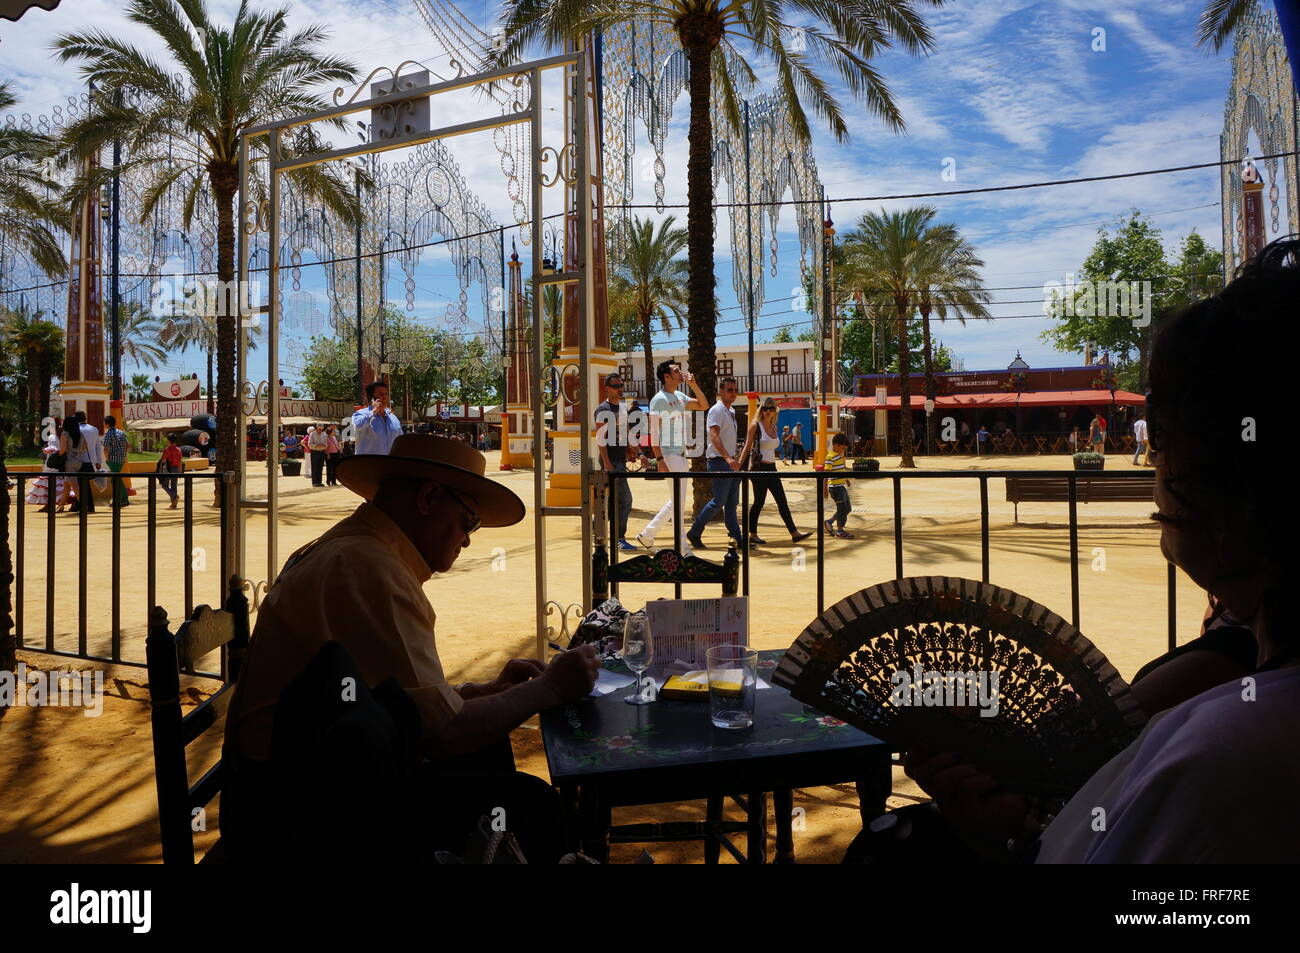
[686, 376, 744, 550]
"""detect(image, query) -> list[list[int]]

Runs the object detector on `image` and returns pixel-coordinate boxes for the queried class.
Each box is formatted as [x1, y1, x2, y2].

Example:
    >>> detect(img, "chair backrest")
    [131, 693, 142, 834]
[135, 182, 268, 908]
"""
[593, 542, 740, 606]
[146, 574, 250, 864]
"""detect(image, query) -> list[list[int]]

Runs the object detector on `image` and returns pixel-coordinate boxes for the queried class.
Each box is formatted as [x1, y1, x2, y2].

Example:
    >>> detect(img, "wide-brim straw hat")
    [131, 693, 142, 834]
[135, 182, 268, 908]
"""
[337, 433, 525, 527]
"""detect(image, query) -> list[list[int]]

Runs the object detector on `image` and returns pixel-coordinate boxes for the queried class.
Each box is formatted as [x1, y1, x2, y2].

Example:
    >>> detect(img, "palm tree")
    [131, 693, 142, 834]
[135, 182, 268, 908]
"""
[128, 373, 154, 402]
[840, 206, 939, 467]
[608, 215, 689, 394]
[160, 306, 260, 413]
[53, 0, 364, 489]
[115, 300, 168, 371]
[913, 225, 990, 452]
[493, 1, 943, 411]
[0, 307, 65, 451]
[0, 82, 68, 277]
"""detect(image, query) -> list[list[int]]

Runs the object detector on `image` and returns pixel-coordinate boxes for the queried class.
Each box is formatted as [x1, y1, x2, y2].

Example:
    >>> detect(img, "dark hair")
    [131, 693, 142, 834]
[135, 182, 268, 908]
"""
[1148, 235, 1296, 642]
[365, 380, 388, 399]
[105, 415, 117, 427]
[832, 432, 850, 447]
[75, 410, 86, 424]
[167, 432, 178, 444]
[719, 376, 738, 389]
[604, 372, 623, 386]
[62, 416, 82, 448]
[655, 360, 679, 387]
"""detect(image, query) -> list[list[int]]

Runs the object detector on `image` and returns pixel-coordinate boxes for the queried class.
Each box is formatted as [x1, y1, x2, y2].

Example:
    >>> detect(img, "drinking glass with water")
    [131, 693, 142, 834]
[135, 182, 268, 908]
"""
[707, 645, 757, 729]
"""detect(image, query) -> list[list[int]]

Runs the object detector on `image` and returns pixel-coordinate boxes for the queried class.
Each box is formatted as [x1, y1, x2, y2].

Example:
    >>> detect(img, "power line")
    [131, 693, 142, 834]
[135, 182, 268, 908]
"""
[610, 149, 1299, 211]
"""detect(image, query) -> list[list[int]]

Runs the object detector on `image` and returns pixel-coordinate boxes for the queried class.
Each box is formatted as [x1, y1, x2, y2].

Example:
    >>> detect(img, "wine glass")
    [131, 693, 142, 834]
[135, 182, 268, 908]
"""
[622, 610, 655, 705]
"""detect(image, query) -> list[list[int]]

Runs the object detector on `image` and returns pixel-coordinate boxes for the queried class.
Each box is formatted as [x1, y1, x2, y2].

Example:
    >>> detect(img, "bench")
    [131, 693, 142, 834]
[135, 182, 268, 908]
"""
[1005, 475, 1156, 523]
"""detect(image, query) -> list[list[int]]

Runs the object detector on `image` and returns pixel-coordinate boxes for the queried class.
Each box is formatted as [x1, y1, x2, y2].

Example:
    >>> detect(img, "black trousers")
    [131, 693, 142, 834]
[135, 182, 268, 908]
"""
[71, 462, 96, 513]
[414, 741, 563, 863]
[790, 442, 807, 463]
[748, 461, 798, 535]
[223, 740, 563, 864]
[310, 449, 325, 485]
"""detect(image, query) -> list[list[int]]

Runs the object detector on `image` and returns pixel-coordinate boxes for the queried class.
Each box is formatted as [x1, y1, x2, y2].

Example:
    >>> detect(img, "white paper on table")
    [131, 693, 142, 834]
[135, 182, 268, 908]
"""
[589, 669, 637, 697]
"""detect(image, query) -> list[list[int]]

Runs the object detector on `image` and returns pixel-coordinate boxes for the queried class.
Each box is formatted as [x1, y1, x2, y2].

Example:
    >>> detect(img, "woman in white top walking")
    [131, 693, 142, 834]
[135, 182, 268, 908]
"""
[739, 399, 811, 546]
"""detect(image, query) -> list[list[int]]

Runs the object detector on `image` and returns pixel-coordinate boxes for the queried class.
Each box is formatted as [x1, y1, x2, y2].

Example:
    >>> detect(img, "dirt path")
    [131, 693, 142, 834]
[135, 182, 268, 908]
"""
[2, 451, 1197, 863]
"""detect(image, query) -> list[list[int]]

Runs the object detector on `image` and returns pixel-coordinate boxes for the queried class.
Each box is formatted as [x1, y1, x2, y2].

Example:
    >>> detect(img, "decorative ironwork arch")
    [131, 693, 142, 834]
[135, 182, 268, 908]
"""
[1221, 1, 1300, 272]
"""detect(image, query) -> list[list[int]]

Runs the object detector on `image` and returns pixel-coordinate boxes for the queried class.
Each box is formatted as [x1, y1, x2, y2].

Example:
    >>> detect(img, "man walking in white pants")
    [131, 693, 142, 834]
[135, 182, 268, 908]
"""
[636, 360, 708, 554]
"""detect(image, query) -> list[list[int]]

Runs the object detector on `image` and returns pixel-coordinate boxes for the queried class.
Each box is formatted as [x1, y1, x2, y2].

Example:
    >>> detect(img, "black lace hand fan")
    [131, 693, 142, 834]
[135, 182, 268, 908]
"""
[772, 577, 1148, 799]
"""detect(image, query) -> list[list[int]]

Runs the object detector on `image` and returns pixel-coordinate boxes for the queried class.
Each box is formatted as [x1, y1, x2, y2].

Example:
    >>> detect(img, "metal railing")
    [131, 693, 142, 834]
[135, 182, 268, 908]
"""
[605, 467, 1176, 653]
[9, 470, 233, 679]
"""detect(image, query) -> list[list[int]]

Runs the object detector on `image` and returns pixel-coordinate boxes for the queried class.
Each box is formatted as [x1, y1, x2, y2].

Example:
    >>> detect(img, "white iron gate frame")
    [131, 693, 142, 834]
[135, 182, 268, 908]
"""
[236, 52, 593, 659]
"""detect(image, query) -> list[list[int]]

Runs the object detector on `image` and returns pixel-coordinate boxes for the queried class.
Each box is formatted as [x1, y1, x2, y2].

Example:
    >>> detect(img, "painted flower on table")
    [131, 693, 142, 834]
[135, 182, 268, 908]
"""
[604, 735, 636, 750]
[815, 716, 847, 728]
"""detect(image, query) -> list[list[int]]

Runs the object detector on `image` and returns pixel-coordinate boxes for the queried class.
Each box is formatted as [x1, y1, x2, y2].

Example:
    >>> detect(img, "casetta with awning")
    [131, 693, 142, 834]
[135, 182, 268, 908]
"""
[840, 388, 1146, 410]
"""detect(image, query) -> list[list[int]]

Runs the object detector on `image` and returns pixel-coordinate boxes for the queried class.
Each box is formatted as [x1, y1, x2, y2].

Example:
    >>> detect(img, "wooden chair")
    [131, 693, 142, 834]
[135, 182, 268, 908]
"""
[146, 575, 250, 864]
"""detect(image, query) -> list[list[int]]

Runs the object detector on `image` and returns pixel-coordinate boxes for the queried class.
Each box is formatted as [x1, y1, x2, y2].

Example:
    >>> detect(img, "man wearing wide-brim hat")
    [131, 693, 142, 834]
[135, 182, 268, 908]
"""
[223, 434, 599, 859]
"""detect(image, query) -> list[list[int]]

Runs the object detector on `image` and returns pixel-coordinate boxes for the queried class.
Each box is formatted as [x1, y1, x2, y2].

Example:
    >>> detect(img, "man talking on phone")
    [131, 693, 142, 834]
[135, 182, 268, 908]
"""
[352, 380, 403, 455]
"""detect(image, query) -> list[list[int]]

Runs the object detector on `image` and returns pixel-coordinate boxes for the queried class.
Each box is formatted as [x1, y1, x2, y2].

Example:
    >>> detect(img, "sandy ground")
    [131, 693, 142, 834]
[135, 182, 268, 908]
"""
[1, 450, 1204, 863]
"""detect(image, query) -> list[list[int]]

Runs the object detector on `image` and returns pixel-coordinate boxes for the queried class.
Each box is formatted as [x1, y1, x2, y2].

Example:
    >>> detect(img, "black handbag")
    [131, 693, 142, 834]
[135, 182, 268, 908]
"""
[47, 453, 66, 471]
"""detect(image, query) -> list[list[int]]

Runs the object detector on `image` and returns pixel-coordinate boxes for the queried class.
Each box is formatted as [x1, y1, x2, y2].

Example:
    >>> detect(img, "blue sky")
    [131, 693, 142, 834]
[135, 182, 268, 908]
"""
[1, 0, 1255, 387]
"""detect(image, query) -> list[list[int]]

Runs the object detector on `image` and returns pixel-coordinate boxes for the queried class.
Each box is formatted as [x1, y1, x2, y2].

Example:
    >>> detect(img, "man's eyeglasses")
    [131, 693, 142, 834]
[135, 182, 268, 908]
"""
[444, 486, 481, 535]
[607, 381, 624, 389]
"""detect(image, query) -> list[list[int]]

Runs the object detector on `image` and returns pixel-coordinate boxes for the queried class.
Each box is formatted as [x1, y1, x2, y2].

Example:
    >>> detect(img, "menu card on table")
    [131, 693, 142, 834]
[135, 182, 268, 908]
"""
[645, 597, 749, 669]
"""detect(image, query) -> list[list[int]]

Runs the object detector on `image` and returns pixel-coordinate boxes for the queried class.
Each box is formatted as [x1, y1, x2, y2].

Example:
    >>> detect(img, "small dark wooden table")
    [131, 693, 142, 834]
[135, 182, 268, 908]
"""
[541, 651, 889, 863]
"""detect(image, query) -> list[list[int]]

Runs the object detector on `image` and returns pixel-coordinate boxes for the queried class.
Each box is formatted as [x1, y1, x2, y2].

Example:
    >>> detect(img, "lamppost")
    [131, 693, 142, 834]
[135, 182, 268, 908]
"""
[109, 110, 122, 404]
[743, 99, 755, 402]
[352, 122, 368, 406]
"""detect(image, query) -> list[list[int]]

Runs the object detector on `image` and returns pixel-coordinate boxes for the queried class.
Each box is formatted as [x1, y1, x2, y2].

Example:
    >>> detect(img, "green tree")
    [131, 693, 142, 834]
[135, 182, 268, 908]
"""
[54, 0, 363, 494]
[910, 223, 990, 451]
[0, 83, 68, 277]
[840, 316, 951, 376]
[494, 0, 942, 418]
[1040, 212, 1213, 392]
[0, 307, 65, 450]
[300, 335, 357, 402]
[608, 215, 689, 391]
[128, 372, 154, 402]
[840, 206, 948, 467]
[115, 300, 168, 371]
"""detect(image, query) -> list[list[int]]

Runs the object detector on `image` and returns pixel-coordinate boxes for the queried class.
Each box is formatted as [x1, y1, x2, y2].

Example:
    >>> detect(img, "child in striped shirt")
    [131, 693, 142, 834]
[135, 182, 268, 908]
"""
[823, 432, 855, 539]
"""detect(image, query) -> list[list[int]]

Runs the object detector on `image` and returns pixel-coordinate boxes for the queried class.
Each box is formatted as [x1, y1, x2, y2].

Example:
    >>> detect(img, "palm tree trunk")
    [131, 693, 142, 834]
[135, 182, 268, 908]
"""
[641, 311, 654, 403]
[679, 21, 722, 512]
[920, 301, 935, 457]
[896, 298, 914, 468]
[0, 427, 13, 674]
[22, 352, 38, 451]
[211, 168, 239, 508]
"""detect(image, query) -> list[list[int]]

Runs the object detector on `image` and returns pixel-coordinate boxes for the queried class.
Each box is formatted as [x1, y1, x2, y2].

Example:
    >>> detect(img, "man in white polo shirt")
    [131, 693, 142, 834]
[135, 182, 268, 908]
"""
[635, 359, 708, 553]
[687, 376, 744, 550]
